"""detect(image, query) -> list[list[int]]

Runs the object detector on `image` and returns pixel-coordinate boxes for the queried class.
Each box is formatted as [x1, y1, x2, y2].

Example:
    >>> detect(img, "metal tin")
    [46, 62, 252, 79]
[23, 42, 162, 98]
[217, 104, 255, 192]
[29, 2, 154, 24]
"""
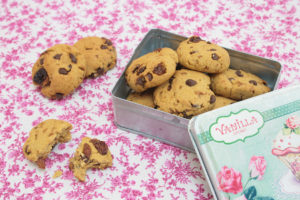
[111, 29, 282, 152]
[188, 85, 300, 200]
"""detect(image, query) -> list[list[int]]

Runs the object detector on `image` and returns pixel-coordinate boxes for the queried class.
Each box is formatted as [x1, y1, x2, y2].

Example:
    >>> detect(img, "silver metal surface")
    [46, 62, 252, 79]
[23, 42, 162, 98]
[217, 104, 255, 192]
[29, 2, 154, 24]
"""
[111, 29, 282, 152]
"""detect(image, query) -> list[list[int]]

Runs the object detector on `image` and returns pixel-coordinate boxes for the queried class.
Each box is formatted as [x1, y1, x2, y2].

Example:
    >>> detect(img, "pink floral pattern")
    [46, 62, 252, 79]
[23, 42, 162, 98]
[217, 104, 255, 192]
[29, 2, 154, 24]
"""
[217, 166, 243, 194]
[0, 0, 299, 199]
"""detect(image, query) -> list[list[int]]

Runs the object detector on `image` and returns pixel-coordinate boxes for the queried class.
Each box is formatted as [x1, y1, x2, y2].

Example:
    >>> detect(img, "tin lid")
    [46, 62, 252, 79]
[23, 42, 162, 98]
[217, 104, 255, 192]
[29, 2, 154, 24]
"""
[188, 85, 300, 200]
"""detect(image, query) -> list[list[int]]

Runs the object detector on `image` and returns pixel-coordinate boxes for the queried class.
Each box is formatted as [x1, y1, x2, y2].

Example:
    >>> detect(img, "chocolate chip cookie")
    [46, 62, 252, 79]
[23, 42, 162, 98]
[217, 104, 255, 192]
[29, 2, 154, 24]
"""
[74, 36, 117, 78]
[213, 95, 236, 110]
[153, 69, 216, 118]
[210, 69, 271, 100]
[177, 36, 230, 73]
[126, 89, 155, 108]
[23, 119, 73, 169]
[125, 48, 178, 92]
[69, 137, 113, 182]
[32, 44, 86, 100]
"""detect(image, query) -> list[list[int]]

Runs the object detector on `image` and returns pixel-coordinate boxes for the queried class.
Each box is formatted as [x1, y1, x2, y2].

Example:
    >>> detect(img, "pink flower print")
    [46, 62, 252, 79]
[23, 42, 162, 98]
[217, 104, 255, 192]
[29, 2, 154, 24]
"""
[249, 156, 266, 180]
[217, 166, 243, 194]
[286, 116, 300, 129]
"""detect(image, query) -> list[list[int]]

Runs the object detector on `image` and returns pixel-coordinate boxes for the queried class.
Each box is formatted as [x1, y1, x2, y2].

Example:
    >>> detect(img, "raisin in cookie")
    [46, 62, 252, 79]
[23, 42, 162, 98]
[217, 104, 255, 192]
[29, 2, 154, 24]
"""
[154, 69, 216, 118]
[126, 89, 155, 108]
[211, 69, 270, 100]
[32, 44, 86, 100]
[73, 36, 117, 78]
[213, 95, 236, 110]
[23, 119, 72, 169]
[177, 36, 230, 73]
[69, 137, 113, 182]
[125, 48, 178, 92]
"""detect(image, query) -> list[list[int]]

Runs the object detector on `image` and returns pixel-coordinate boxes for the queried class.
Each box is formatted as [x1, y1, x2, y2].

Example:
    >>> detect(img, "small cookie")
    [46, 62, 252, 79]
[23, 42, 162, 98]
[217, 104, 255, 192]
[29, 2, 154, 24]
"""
[32, 44, 86, 100]
[74, 36, 117, 78]
[23, 119, 72, 169]
[154, 69, 216, 118]
[125, 48, 178, 92]
[177, 36, 230, 73]
[213, 96, 236, 110]
[126, 89, 155, 108]
[211, 69, 271, 100]
[69, 137, 113, 182]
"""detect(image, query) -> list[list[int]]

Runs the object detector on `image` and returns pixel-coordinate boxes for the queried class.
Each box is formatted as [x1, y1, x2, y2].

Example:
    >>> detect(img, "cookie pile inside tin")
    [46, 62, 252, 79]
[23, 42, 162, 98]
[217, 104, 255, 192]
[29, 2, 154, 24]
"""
[125, 36, 270, 118]
[32, 36, 117, 100]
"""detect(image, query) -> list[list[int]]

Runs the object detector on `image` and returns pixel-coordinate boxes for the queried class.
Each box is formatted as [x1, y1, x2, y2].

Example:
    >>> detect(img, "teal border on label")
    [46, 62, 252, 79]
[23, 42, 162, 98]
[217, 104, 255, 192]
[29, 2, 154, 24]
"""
[208, 109, 264, 145]
[197, 100, 300, 145]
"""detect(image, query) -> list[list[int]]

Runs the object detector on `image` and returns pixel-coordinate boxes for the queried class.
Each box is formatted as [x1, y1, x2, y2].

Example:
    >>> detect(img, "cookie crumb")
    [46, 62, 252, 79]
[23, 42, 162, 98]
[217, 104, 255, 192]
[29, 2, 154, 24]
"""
[52, 170, 63, 179]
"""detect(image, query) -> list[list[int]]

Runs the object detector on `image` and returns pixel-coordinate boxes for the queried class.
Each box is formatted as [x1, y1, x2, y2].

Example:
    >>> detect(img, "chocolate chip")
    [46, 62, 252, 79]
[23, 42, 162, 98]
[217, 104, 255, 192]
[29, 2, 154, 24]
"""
[228, 77, 235, 82]
[263, 80, 267, 85]
[191, 103, 200, 108]
[249, 80, 257, 86]
[210, 95, 216, 104]
[105, 40, 112, 46]
[90, 139, 108, 155]
[136, 76, 146, 87]
[100, 45, 108, 49]
[85, 48, 92, 50]
[97, 67, 104, 75]
[132, 64, 140, 73]
[189, 36, 202, 43]
[53, 54, 62, 60]
[155, 48, 162, 52]
[211, 53, 219, 60]
[235, 70, 243, 77]
[207, 41, 211, 44]
[33, 68, 48, 84]
[55, 93, 64, 100]
[36, 158, 46, 169]
[146, 73, 153, 81]
[168, 76, 175, 91]
[154, 105, 159, 109]
[59, 68, 68, 75]
[69, 53, 77, 63]
[83, 143, 91, 159]
[137, 66, 146, 75]
[209, 49, 216, 51]
[153, 63, 166, 75]
[40, 58, 44, 65]
[185, 79, 197, 86]
[24, 145, 31, 155]
[190, 51, 197, 54]
[107, 63, 112, 69]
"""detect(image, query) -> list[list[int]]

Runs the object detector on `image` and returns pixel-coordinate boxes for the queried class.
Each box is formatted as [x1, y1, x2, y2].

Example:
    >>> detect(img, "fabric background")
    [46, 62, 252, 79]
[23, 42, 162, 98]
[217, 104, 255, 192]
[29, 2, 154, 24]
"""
[0, 0, 299, 199]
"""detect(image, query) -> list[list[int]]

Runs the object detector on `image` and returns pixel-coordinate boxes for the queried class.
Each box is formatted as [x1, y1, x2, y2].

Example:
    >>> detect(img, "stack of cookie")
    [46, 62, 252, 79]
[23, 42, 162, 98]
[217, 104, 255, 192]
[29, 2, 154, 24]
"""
[32, 37, 117, 100]
[126, 36, 270, 118]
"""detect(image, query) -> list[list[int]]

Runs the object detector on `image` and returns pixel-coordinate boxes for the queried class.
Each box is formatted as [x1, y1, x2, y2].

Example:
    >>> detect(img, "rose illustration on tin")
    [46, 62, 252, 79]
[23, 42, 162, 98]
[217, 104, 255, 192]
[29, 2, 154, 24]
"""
[248, 156, 266, 180]
[217, 156, 273, 200]
[217, 166, 243, 194]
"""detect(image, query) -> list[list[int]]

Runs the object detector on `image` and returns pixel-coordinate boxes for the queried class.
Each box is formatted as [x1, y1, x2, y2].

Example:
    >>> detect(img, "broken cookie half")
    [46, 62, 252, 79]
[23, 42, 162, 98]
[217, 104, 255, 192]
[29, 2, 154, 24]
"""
[69, 137, 113, 182]
[23, 119, 73, 169]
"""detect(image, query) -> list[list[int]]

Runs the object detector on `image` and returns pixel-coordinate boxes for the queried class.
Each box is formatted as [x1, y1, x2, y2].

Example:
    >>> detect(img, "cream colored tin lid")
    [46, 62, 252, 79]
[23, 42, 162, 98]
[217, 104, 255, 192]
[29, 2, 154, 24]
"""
[189, 85, 300, 200]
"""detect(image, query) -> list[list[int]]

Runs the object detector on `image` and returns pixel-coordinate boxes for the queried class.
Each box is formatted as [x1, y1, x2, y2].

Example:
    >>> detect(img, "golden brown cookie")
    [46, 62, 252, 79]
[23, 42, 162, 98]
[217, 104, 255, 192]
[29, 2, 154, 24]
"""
[69, 137, 113, 182]
[213, 96, 236, 110]
[74, 36, 117, 78]
[177, 36, 230, 73]
[211, 69, 271, 100]
[126, 90, 155, 108]
[153, 69, 216, 118]
[125, 48, 178, 92]
[32, 44, 86, 100]
[23, 119, 73, 169]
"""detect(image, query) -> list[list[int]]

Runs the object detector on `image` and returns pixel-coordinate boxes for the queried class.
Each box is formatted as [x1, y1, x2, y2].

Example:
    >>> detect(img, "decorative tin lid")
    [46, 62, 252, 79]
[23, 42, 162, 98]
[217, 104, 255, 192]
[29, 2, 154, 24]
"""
[189, 85, 300, 200]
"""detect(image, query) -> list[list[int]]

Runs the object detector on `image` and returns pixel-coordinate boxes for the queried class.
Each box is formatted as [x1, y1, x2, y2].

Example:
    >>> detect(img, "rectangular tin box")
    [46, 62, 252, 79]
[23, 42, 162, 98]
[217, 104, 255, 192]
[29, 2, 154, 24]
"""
[188, 85, 300, 200]
[111, 29, 282, 152]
